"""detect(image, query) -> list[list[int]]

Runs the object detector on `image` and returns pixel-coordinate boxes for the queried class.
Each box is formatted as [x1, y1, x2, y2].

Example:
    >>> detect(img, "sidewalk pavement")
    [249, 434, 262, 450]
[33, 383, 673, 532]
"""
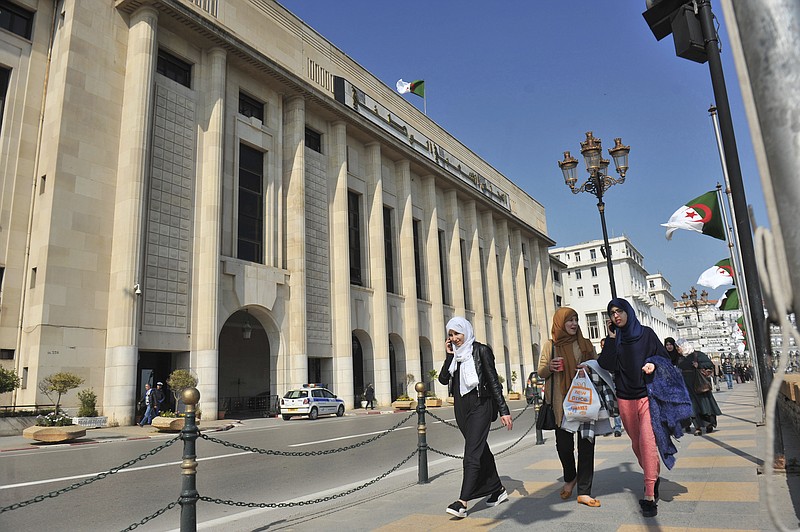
[258, 382, 800, 531]
[3, 383, 798, 531]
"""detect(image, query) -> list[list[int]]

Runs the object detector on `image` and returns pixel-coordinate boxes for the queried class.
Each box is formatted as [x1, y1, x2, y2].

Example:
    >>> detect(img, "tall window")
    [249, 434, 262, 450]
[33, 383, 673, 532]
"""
[412, 219, 425, 299]
[496, 254, 506, 317]
[586, 313, 600, 339]
[574, 251, 581, 262]
[0, 67, 9, 133]
[237, 144, 263, 263]
[156, 49, 192, 88]
[383, 206, 396, 293]
[0, 1, 34, 39]
[438, 230, 449, 305]
[479, 246, 489, 312]
[591, 266, 597, 277]
[593, 284, 600, 295]
[460, 239, 470, 309]
[305, 127, 322, 153]
[348, 191, 362, 285]
[577, 286, 584, 298]
[575, 269, 582, 280]
[590, 248, 596, 260]
[238, 92, 264, 121]
[553, 270, 560, 282]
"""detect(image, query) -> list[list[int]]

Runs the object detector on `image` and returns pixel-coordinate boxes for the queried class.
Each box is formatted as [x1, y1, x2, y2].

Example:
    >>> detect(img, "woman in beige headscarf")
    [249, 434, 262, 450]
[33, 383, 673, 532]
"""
[538, 307, 599, 507]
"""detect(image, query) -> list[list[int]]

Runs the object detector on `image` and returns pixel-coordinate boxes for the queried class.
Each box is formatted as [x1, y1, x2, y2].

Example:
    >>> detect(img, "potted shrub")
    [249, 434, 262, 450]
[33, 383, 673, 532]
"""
[424, 391, 442, 408]
[23, 372, 86, 443]
[508, 371, 521, 400]
[391, 393, 417, 410]
[152, 369, 199, 429]
[72, 388, 108, 428]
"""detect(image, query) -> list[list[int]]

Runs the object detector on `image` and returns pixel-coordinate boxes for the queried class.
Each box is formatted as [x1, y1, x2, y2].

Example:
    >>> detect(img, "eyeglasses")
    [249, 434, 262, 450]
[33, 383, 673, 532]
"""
[609, 309, 626, 316]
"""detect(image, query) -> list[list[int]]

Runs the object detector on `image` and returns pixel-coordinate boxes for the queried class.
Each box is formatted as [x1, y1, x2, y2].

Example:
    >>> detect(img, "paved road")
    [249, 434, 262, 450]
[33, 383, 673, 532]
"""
[1, 384, 798, 531]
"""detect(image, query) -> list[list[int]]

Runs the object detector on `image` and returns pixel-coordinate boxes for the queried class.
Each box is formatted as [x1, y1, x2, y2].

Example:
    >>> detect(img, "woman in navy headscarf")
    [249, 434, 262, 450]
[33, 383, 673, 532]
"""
[598, 298, 671, 518]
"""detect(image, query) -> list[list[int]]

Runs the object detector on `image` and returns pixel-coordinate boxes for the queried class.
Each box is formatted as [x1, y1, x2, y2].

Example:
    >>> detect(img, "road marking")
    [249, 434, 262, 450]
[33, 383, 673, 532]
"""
[287, 418, 456, 447]
[0, 451, 250, 490]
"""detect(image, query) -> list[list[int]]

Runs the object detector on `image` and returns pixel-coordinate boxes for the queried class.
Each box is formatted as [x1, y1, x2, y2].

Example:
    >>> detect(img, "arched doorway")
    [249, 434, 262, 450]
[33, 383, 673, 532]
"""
[388, 334, 406, 401]
[352, 334, 364, 408]
[218, 309, 276, 418]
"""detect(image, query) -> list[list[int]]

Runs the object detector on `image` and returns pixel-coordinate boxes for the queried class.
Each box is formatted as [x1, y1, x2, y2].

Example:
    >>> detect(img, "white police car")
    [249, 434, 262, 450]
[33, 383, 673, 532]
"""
[279, 384, 345, 420]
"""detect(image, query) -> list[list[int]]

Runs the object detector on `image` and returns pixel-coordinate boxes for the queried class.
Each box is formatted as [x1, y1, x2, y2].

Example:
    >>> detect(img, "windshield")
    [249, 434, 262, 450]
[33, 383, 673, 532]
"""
[284, 390, 309, 399]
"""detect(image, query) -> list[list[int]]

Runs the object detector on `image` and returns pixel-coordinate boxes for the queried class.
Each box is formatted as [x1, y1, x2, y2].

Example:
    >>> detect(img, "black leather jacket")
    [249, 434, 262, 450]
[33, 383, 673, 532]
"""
[438, 341, 510, 418]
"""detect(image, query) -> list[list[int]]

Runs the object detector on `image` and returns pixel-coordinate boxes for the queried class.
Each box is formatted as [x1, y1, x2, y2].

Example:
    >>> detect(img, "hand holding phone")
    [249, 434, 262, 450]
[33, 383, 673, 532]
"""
[606, 319, 617, 338]
[446, 340, 454, 354]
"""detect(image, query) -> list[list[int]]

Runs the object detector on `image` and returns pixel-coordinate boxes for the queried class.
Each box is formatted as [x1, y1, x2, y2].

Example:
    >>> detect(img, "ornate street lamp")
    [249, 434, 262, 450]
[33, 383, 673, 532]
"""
[681, 286, 708, 322]
[559, 132, 630, 299]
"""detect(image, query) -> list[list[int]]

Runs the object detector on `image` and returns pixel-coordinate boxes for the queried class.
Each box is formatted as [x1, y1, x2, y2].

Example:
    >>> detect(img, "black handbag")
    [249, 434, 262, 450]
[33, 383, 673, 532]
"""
[536, 375, 557, 431]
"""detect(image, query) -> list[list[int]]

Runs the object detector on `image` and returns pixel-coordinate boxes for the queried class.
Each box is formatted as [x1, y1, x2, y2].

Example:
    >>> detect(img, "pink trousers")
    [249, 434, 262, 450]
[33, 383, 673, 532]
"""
[618, 397, 660, 497]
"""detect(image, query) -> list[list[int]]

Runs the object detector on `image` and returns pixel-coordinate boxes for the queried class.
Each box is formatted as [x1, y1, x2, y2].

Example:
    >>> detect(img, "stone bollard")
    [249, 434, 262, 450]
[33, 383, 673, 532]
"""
[180, 387, 200, 532]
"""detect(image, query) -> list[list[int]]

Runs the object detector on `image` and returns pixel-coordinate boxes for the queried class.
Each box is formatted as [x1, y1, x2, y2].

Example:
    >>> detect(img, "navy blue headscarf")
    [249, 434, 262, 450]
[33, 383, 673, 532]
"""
[607, 297, 644, 346]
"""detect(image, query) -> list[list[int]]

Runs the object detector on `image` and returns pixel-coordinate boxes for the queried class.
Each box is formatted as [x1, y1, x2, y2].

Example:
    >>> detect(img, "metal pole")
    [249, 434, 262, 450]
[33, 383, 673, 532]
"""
[180, 387, 200, 532]
[415, 382, 428, 484]
[696, 0, 781, 457]
[596, 197, 617, 299]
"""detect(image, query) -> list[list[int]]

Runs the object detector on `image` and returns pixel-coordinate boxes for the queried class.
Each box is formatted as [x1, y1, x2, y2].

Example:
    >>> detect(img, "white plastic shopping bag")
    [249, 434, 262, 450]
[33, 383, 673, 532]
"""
[562, 369, 601, 422]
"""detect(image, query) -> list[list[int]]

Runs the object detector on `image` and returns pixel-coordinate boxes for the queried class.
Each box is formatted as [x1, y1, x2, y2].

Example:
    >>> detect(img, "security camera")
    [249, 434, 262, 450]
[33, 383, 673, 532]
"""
[134, 283, 142, 296]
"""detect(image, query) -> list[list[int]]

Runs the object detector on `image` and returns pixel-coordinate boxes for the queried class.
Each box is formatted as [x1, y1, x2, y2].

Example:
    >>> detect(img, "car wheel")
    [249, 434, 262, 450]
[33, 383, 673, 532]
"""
[282, 415, 292, 421]
[336, 405, 345, 417]
[308, 407, 318, 420]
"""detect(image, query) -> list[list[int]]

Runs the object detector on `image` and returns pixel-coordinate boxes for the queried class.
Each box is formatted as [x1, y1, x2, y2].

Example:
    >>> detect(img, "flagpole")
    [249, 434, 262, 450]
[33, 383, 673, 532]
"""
[423, 91, 427, 116]
[711, 111, 766, 422]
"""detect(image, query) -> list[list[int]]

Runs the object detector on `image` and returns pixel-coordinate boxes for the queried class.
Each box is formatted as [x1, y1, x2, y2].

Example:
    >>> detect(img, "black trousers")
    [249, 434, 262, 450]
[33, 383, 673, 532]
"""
[454, 387, 502, 501]
[555, 427, 595, 496]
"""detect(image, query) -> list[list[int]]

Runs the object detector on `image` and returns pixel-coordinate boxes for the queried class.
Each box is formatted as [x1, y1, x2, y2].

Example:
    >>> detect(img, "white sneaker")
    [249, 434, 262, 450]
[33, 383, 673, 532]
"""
[486, 488, 508, 507]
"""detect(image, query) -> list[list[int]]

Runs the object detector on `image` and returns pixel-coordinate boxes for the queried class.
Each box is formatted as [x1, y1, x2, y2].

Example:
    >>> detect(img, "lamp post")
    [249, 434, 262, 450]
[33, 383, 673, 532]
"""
[681, 286, 708, 323]
[558, 132, 630, 299]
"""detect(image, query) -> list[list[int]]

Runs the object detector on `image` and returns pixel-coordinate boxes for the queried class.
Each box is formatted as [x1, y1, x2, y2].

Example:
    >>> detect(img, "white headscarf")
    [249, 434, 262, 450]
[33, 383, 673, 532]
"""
[446, 317, 479, 395]
[675, 338, 695, 355]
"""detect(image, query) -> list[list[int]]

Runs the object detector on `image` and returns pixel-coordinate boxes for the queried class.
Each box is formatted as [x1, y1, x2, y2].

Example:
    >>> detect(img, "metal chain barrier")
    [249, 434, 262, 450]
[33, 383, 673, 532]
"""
[425, 398, 534, 431]
[199, 449, 418, 508]
[428, 410, 538, 460]
[0, 436, 181, 514]
[120, 499, 180, 531]
[199, 410, 415, 456]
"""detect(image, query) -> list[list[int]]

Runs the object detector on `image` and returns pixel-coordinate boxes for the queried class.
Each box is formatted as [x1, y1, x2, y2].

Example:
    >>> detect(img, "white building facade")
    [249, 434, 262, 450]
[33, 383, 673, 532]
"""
[0, 0, 557, 422]
[551, 236, 678, 350]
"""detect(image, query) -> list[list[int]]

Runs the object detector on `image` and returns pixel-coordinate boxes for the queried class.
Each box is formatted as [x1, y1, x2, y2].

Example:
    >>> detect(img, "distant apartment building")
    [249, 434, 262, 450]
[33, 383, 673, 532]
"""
[0, 0, 557, 422]
[551, 236, 678, 350]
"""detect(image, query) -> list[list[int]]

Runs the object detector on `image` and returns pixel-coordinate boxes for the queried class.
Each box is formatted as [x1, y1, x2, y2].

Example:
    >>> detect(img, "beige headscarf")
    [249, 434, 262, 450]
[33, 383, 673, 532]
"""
[551, 307, 595, 396]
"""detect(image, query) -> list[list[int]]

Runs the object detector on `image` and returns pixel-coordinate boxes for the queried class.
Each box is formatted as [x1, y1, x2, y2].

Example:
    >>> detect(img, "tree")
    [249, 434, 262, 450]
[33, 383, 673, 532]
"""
[167, 369, 198, 411]
[0, 367, 21, 394]
[39, 372, 84, 413]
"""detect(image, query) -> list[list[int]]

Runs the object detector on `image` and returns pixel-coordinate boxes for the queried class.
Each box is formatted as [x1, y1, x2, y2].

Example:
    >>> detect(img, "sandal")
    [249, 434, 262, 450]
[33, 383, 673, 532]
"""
[560, 488, 573, 500]
[577, 495, 601, 507]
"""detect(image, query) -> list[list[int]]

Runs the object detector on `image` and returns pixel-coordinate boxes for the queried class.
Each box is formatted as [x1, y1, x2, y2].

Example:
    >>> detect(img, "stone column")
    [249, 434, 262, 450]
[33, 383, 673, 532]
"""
[103, 6, 159, 425]
[193, 47, 227, 418]
[396, 160, 421, 393]
[422, 177, 445, 360]
[480, 211, 506, 380]
[463, 201, 487, 341]
[365, 142, 391, 405]
[328, 122, 353, 401]
[283, 96, 308, 388]
[444, 190, 465, 315]
[512, 229, 535, 382]
[495, 219, 520, 385]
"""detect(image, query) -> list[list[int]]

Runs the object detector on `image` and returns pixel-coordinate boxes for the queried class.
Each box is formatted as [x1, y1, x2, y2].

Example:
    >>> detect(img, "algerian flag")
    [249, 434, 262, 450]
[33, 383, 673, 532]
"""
[396, 79, 425, 98]
[716, 287, 739, 310]
[697, 258, 734, 289]
[662, 190, 725, 240]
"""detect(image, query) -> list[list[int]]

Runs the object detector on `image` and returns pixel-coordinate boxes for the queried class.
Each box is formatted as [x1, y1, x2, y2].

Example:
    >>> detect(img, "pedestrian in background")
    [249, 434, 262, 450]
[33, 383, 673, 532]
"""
[538, 307, 602, 508]
[138, 383, 154, 427]
[599, 298, 691, 518]
[364, 383, 375, 409]
[674, 339, 721, 435]
[153, 382, 166, 416]
[722, 357, 734, 389]
[439, 316, 512, 519]
[664, 337, 680, 367]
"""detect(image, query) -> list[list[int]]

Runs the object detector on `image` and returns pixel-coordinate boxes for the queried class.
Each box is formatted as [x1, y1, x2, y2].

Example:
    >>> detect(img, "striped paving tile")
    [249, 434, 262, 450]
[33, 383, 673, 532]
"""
[661, 481, 759, 501]
[687, 439, 756, 450]
[509, 481, 560, 499]
[525, 458, 608, 470]
[618, 526, 757, 532]
[673, 455, 755, 468]
[374, 514, 500, 531]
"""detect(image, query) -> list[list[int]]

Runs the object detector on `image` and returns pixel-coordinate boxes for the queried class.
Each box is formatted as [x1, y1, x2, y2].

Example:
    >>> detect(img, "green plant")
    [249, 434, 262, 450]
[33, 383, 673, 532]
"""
[35, 412, 73, 426]
[167, 369, 198, 411]
[38, 372, 84, 413]
[77, 388, 99, 417]
[0, 367, 21, 394]
[394, 393, 412, 401]
[427, 369, 438, 382]
[158, 410, 178, 418]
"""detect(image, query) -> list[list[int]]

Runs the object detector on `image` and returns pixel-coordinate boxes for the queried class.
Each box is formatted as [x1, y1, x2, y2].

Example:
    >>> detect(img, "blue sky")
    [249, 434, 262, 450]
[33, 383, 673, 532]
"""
[282, 1, 766, 300]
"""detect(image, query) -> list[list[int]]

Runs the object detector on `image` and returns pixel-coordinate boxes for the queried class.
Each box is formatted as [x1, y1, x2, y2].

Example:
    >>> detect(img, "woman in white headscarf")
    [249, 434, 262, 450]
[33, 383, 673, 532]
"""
[675, 338, 722, 435]
[438, 316, 513, 519]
